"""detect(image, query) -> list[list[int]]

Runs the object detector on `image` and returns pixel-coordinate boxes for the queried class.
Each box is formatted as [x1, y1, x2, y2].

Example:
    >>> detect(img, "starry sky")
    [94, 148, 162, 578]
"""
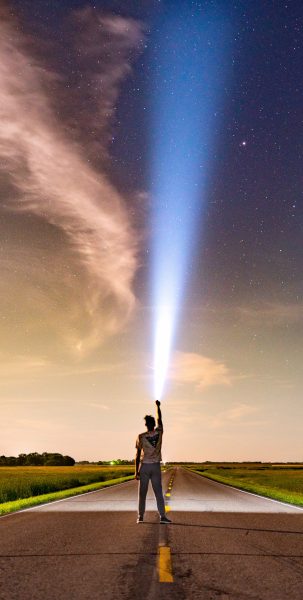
[1, 0, 302, 462]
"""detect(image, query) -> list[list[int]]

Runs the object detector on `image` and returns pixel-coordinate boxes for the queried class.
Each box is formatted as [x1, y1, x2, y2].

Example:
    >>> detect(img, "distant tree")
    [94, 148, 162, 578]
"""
[63, 455, 75, 466]
[44, 453, 65, 466]
[42, 453, 75, 466]
[25, 452, 44, 466]
[6, 456, 18, 466]
[0, 452, 73, 466]
[17, 454, 27, 465]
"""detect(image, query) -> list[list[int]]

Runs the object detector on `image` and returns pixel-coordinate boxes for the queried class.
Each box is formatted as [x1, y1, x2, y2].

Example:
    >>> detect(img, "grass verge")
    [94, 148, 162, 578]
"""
[0, 465, 134, 503]
[0, 475, 133, 516]
[190, 469, 303, 508]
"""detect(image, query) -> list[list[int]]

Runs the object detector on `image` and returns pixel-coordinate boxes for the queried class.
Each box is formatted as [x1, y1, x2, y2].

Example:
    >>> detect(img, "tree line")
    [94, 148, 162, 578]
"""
[0, 452, 75, 466]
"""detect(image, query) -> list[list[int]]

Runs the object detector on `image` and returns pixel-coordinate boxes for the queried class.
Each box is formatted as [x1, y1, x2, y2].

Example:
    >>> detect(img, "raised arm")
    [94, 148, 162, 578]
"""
[155, 400, 163, 430]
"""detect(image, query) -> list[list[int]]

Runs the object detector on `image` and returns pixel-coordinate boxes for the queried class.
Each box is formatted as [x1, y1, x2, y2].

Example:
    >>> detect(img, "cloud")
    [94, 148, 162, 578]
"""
[220, 403, 257, 420]
[169, 401, 262, 431]
[0, 352, 128, 384]
[168, 351, 233, 389]
[0, 355, 50, 383]
[208, 403, 260, 429]
[87, 403, 110, 411]
[0, 6, 143, 358]
[236, 302, 303, 326]
[62, 8, 144, 160]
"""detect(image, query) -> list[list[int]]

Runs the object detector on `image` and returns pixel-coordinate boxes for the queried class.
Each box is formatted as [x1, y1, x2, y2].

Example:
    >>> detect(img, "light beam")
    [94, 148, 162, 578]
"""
[151, 6, 230, 399]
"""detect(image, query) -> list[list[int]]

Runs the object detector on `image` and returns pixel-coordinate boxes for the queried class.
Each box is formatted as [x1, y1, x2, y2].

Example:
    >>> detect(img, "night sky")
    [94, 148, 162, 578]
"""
[1, 0, 302, 461]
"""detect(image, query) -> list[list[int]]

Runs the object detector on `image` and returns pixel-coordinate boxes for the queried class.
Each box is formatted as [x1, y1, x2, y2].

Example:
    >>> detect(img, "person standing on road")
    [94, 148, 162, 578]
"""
[135, 400, 171, 524]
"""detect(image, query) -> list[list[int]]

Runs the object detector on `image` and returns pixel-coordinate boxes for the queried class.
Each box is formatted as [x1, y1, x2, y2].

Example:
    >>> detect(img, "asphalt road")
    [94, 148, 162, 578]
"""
[1, 467, 303, 600]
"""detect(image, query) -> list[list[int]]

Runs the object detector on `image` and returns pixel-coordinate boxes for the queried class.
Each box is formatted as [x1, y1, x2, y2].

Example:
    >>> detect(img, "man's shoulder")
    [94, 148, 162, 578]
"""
[138, 429, 163, 437]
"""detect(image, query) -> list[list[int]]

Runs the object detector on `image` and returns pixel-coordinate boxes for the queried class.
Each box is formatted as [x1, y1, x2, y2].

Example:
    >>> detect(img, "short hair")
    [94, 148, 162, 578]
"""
[144, 415, 156, 431]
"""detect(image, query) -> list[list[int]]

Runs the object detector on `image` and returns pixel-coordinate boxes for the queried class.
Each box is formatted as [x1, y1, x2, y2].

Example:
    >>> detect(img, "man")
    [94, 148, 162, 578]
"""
[135, 400, 171, 524]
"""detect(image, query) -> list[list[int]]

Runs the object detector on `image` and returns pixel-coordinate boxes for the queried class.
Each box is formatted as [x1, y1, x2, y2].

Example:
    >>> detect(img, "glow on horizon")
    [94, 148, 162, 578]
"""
[151, 6, 230, 400]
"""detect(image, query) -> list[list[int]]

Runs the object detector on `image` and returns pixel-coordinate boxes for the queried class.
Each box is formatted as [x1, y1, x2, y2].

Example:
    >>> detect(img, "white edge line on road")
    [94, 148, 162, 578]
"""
[0, 478, 136, 521]
[190, 470, 303, 512]
[0, 470, 172, 521]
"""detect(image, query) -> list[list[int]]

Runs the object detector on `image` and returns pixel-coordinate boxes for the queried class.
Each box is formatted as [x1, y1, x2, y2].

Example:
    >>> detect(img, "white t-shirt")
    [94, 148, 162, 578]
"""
[136, 426, 163, 463]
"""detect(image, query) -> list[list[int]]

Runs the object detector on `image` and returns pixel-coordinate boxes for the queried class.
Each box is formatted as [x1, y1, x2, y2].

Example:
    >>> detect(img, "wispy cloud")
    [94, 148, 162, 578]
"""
[0, 351, 129, 384]
[0, 6, 143, 358]
[168, 351, 233, 389]
[63, 8, 144, 160]
[87, 402, 110, 411]
[236, 302, 303, 326]
[208, 403, 260, 429]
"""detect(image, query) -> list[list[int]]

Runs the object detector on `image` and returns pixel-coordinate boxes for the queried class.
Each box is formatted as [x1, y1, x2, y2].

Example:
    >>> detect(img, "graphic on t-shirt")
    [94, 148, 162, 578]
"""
[146, 433, 159, 448]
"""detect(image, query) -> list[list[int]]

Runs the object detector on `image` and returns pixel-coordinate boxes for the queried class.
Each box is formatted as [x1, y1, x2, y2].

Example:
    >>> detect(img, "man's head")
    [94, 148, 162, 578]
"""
[144, 415, 156, 432]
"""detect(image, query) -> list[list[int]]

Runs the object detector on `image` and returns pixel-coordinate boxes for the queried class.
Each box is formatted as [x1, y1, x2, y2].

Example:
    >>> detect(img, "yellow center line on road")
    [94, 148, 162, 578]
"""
[158, 546, 174, 583]
[156, 469, 175, 582]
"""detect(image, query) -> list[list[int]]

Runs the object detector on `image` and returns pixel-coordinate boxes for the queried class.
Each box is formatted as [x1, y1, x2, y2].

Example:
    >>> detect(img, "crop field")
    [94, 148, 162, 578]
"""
[188, 463, 303, 506]
[0, 465, 134, 504]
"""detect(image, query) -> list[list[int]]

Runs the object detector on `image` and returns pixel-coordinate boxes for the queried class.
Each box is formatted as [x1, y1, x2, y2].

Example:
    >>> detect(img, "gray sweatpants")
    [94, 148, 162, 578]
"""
[138, 462, 166, 518]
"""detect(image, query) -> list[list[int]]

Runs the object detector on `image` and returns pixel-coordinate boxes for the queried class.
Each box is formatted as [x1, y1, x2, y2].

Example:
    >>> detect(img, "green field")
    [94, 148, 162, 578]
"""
[0, 465, 134, 514]
[188, 463, 303, 507]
